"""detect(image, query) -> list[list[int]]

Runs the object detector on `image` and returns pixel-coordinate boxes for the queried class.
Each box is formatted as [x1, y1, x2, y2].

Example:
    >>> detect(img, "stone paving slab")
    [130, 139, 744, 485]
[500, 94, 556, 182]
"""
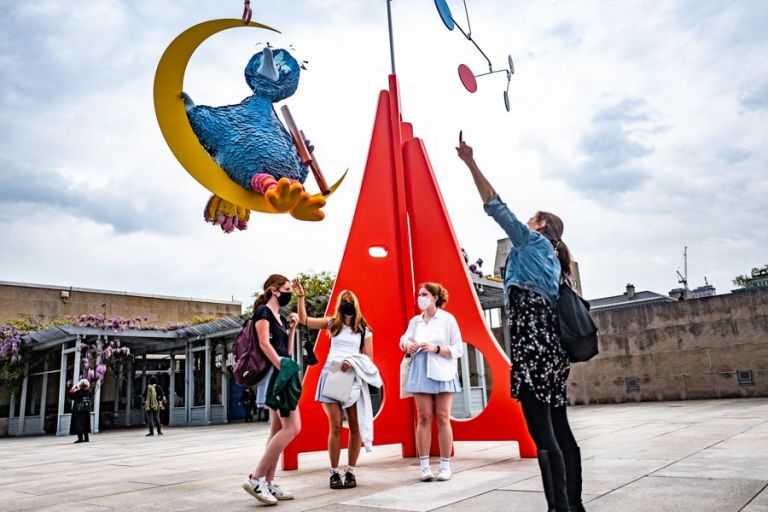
[584, 476, 766, 512]
[0, 397, 766, 512]
[341, 470, 514, 511]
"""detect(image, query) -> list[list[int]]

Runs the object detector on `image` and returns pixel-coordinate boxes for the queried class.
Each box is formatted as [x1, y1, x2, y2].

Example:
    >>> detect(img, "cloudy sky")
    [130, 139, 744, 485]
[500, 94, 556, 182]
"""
[1, 0, 766, 309]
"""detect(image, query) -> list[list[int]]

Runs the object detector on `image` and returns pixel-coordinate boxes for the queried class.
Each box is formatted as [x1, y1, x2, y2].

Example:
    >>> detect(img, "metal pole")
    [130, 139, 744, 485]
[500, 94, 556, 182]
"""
[386, 0, 396, 74]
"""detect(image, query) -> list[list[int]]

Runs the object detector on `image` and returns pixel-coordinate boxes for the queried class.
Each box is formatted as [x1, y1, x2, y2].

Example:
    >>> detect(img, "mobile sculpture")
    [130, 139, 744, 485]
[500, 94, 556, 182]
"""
[434, 0, 515, 111]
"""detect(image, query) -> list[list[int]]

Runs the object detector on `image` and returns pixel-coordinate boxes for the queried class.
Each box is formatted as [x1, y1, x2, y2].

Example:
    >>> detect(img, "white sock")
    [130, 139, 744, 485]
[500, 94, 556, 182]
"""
[345, 465, 355, 473]
[419, 456, 430, 471]
[440, 458, 451, 471]
[331, 467, 340, 474]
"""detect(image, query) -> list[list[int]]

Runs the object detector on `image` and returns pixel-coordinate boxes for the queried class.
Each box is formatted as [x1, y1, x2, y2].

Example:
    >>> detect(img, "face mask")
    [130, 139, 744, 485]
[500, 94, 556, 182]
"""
[276, 290, 292, 307]
[417, 296, 433, 311]
[340, 302, 356, 316]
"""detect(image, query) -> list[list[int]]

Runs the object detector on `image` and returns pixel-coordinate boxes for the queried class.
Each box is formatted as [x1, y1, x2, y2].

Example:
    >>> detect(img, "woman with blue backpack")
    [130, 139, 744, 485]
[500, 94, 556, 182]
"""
[457, 133, 586, 512]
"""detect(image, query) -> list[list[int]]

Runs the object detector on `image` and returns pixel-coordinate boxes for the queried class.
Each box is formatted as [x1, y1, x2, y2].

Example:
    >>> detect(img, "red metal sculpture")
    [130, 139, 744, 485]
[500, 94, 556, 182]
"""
[282, 75, 535, 470]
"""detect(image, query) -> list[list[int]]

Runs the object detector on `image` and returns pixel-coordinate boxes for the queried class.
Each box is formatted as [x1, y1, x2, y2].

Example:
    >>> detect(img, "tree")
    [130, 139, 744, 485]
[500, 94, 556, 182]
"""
[732, 264, 768, 288]
[290, 271, 336, 317]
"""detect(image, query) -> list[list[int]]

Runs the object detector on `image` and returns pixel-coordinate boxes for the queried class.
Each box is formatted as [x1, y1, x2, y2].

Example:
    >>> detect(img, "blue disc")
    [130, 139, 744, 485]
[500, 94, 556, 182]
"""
[434, 0, 455, 31]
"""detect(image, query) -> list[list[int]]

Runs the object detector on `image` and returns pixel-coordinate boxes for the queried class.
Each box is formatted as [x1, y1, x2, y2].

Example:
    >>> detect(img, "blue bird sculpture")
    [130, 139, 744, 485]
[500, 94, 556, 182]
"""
[182, 47, 324, 231]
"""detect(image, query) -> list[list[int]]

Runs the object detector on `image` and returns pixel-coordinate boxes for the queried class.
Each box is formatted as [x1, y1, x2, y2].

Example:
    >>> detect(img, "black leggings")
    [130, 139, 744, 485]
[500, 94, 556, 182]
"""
[518, 386, 578, 456]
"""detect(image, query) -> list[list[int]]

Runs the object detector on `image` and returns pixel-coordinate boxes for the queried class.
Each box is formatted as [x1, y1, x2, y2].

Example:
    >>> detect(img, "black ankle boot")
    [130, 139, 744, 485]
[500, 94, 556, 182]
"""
[564, 447, 585, 512]
[537, 449, 570, 512]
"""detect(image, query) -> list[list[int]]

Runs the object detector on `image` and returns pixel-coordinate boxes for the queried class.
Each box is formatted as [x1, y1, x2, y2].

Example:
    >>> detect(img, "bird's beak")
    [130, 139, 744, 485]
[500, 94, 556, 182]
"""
[257, 47, 279, 82]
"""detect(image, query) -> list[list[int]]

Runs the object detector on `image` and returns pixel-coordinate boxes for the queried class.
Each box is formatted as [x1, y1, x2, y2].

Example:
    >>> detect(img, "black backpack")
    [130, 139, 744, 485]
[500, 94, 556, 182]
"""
[557, 282, 599, 362]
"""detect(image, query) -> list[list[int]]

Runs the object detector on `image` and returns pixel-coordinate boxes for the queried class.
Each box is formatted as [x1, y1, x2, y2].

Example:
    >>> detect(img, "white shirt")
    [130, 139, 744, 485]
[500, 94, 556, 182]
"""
[326, 323, 371, 366]
[400, 309, 463, 381]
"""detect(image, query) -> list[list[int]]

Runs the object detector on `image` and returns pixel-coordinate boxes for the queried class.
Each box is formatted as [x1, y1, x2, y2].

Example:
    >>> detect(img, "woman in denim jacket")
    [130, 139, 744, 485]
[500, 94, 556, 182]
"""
[457, 133, 585, 512]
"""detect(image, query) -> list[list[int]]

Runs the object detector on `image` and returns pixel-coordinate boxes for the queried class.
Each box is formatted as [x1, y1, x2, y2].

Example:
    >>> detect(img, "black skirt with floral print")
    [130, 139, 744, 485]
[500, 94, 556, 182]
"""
[506, 287, 569, 407]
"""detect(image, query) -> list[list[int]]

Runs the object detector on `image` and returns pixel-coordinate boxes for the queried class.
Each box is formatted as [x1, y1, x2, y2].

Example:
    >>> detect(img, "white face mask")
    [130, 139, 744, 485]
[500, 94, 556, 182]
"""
[417, 296, 433, 311]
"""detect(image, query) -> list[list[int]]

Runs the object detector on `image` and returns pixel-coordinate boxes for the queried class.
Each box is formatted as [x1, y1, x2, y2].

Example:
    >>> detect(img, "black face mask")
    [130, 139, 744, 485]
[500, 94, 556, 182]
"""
[340, 302, 356, 316]
[276, 291, 292, 307]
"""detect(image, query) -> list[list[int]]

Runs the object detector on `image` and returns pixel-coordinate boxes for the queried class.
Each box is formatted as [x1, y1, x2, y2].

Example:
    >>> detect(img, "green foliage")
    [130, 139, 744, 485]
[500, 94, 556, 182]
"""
[0, 316, 64, 394]
[733, 274, 751, 288]
[290, 271, 336, 318]
[733, 264, 768, 288]
[191, 315, 219, 325]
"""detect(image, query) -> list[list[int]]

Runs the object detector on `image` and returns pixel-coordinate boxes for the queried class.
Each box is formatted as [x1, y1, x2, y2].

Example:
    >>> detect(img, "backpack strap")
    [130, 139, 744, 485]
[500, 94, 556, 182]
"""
[359, 328, 366, 353]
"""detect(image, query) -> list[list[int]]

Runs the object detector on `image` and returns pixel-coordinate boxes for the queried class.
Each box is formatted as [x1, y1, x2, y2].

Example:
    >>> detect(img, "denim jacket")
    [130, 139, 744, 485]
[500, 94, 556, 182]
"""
[484, 195, 561, 306]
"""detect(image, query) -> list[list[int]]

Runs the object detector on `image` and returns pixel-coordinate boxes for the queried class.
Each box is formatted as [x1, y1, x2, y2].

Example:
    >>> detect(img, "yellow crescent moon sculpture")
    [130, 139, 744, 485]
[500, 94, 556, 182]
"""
[153, 19, 345, 214]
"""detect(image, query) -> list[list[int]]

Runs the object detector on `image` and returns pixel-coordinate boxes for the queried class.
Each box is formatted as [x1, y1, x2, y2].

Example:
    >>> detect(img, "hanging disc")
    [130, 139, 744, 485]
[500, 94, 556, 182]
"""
[434, 0, 455, 30]
[503, 90, 510, 112]
[458, 64, 477, 93]
[508, 54, 515, 74]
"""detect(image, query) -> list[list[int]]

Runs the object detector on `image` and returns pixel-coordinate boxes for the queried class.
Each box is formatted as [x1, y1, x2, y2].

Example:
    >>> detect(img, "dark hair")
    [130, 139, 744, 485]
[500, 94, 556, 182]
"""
[149, 376, 157, 385]
[535, 211, 572, 276]
[253, 274, 290, 309]
[421, 282, 449, 307]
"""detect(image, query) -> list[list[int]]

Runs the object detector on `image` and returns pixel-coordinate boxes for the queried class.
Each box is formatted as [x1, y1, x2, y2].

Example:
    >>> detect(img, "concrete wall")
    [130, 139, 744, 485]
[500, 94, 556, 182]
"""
[0, 282, 242, 326]
[568, 288, 768, 404]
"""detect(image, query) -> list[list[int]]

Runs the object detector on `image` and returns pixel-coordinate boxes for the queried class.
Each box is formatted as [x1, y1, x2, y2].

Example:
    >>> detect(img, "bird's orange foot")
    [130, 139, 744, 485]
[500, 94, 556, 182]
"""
[290, 192, 326, 221]
[264, 178, 304, 212]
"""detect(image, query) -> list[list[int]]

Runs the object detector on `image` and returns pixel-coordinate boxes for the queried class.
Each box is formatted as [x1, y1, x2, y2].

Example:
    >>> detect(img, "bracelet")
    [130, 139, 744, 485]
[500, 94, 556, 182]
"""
[436, 345, 441, 355]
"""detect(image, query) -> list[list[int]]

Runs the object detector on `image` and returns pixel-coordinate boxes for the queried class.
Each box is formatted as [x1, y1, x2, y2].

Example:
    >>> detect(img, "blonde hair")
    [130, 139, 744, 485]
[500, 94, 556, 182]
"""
[253, 274, 290, 309]
[421, 282, 449, 307]
[328, 290, 369, 337]
[78, 378, 90, 388]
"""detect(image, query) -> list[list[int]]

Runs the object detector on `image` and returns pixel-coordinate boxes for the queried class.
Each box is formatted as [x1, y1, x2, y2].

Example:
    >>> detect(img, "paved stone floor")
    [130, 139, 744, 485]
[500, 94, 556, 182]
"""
[1, 398, 767, 511]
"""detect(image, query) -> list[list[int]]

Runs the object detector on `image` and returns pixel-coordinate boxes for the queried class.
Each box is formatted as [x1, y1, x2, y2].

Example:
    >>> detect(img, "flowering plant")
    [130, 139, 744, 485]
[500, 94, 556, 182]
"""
[71, 314, 189, 332]
[0, 324, 30, 393]
[78, 338, 133, 386]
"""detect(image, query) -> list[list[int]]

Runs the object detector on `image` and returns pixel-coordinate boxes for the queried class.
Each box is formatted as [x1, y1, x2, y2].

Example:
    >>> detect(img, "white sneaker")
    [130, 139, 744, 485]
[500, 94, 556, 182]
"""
[243, 476, 277, 505]
[436, 467, 452, 481]
[420, 467, 435, 481]
[268, 483, 294, 501]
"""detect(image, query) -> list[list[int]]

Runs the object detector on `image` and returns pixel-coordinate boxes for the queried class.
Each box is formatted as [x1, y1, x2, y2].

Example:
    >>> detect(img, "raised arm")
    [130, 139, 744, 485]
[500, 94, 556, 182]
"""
[293, 278, 328, 329]
[456, 131, 530, 247]
[456, 131, 497, 204]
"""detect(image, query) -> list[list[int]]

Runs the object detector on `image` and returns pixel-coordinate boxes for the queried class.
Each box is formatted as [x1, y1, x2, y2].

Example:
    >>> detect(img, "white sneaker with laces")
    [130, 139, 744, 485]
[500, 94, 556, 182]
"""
[420, 467, 435, 481]
[269, 482, 294, 501]
[436, 467, 452, 481]
[243, 476, 277, 505]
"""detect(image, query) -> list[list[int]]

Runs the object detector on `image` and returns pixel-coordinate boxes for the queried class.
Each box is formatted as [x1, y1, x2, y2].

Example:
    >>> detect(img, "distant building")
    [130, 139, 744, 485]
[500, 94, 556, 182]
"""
[0, 281, 242, 325]
[690, 283, 717, 298]
[734, 265, 768, 291]
[590, 283, 676, 312]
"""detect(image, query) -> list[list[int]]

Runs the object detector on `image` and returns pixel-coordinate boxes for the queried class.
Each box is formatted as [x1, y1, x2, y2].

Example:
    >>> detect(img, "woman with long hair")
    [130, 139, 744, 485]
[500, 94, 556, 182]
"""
[400, 282, 463, 482]
[295, 282, 373, 490]
[457, 133, 585, 512]
[243, 274, 300, 506]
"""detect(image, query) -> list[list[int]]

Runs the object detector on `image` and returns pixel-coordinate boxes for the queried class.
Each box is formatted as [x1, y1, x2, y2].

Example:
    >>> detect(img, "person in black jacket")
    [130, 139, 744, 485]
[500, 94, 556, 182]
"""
[241, 386, 256, 422]
[68, 379, 92, 443]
